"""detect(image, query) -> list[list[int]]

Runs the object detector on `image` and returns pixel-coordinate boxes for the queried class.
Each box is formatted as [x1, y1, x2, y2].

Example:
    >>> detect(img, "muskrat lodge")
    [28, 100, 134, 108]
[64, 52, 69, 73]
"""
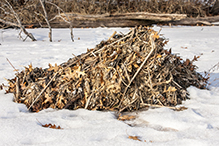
[2, 26, 207, 113]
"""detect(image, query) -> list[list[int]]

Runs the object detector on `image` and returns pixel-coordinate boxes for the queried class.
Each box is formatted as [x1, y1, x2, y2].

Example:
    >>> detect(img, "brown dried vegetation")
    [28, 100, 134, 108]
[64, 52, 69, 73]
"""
[37, 119, 63, 129]
[12, 0, 217, 17]
[3, 26, 207, 112]
[0, 0, 217, 28]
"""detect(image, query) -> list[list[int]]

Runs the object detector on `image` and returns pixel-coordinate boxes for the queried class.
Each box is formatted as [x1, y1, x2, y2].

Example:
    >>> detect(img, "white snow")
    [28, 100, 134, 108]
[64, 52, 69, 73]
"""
[0, 26, 219, 146]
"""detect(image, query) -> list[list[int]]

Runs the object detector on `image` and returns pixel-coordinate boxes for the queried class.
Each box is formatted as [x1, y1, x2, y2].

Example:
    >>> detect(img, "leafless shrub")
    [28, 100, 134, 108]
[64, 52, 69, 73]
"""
[30, 0, 214, 17]
[1, 0, 215, 28]
[204, 62, 219, 88]
[0, 0, 36, 41]
[0, 0, 74, 41]
[0, 1, 216, 41]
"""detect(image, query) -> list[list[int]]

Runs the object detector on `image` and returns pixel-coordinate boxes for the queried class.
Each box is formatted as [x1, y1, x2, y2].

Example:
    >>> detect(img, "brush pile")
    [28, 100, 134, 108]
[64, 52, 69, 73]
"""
[3, 26, 207, 112]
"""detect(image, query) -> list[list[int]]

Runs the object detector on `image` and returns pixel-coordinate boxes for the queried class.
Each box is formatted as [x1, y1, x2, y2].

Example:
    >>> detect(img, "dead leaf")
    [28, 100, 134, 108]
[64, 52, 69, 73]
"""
[42, 94, 53, 104]
[127, 64, 132, 72]
[37, 119, 63, 129]
[166, 86, 177, 92]
[42, 123, 63, 129]
[152, 32, 159, 39]
[156, 54, 162, 58]
[163, 40, 169, 45]
[25, 64, 33, 73]
[56, 94, 67, 109]
[185, 59, 190, 66]
[192, 55, 200, 62]
[169, 48, 172, 54]
[118, 114, 136, 121]
[25, 25, 34, 29]
[120, 41, 125, 45]
[48, 63, 60, 72]
[20, 82, 27, 90]
[128, 135, 141, 141]
[133, 63, 139, 68]
[181, 46, 188, 49]
[175, 106, 188, 111]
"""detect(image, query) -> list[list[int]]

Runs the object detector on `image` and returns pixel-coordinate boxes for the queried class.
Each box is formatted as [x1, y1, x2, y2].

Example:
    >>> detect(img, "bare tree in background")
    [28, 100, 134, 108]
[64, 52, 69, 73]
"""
[39, 0, 52, 42]
[0, 0, 74, 42]
[45, 1, 74, 42]
[0, 0, 218, 42]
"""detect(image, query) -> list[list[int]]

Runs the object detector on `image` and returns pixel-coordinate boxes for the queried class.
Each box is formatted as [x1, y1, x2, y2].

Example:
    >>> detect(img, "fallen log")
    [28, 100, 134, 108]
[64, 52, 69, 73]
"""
[52, 12, 187, 28]
[63, 12, 187, 21]
[50, 12, 219, 27]
[168, 15, 219, 26]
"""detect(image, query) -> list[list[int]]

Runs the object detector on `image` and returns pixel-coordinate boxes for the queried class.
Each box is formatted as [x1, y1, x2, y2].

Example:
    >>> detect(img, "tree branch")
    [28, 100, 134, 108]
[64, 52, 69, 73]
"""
[1, 0, 36, 41]
[39, 0, 52, 42]
[46, 1, 74, 41]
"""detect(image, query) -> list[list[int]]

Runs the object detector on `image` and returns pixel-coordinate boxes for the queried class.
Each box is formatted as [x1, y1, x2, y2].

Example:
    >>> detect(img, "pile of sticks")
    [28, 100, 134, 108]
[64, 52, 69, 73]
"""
[3, 26, 207, 112]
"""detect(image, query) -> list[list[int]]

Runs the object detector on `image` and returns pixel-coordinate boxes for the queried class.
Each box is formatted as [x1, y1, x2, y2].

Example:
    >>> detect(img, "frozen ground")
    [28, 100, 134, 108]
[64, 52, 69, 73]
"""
[0, 26, 219, 146]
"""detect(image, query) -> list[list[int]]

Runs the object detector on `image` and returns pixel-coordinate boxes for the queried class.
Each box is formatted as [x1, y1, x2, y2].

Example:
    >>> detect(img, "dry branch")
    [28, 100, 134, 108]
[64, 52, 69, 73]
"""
[39, 0, 52, 42]
[45, 1, 74, 41]
[0, 0, 36, 41]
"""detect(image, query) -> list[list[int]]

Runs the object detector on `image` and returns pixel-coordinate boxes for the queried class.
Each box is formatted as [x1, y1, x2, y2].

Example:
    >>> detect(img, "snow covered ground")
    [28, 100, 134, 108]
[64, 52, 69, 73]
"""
[0, 26, 219, 146]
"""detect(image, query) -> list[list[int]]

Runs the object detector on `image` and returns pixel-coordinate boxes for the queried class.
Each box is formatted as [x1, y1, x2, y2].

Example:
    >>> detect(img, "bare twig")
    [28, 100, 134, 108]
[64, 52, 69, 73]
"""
[28, 56, 84, 110]
[85, 86, 102, 109]
[15, 77, 20, 102]
[46, 1, 74, 41]
[119, 88, 138, 113]
[6, 58, 19, 73]
[39, 0, 52, 42]
[28, 72, 58, 110]
[1, 0, 36, 41]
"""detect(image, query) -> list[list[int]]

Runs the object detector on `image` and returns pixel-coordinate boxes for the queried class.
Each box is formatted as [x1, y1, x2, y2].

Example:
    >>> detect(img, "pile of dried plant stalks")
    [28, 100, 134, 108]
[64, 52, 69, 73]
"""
[3, 26, 207, 112]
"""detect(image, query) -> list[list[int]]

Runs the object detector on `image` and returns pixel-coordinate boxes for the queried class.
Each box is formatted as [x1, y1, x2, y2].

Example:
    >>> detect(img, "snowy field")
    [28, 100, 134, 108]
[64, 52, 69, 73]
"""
[0, 26, 219, 146]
